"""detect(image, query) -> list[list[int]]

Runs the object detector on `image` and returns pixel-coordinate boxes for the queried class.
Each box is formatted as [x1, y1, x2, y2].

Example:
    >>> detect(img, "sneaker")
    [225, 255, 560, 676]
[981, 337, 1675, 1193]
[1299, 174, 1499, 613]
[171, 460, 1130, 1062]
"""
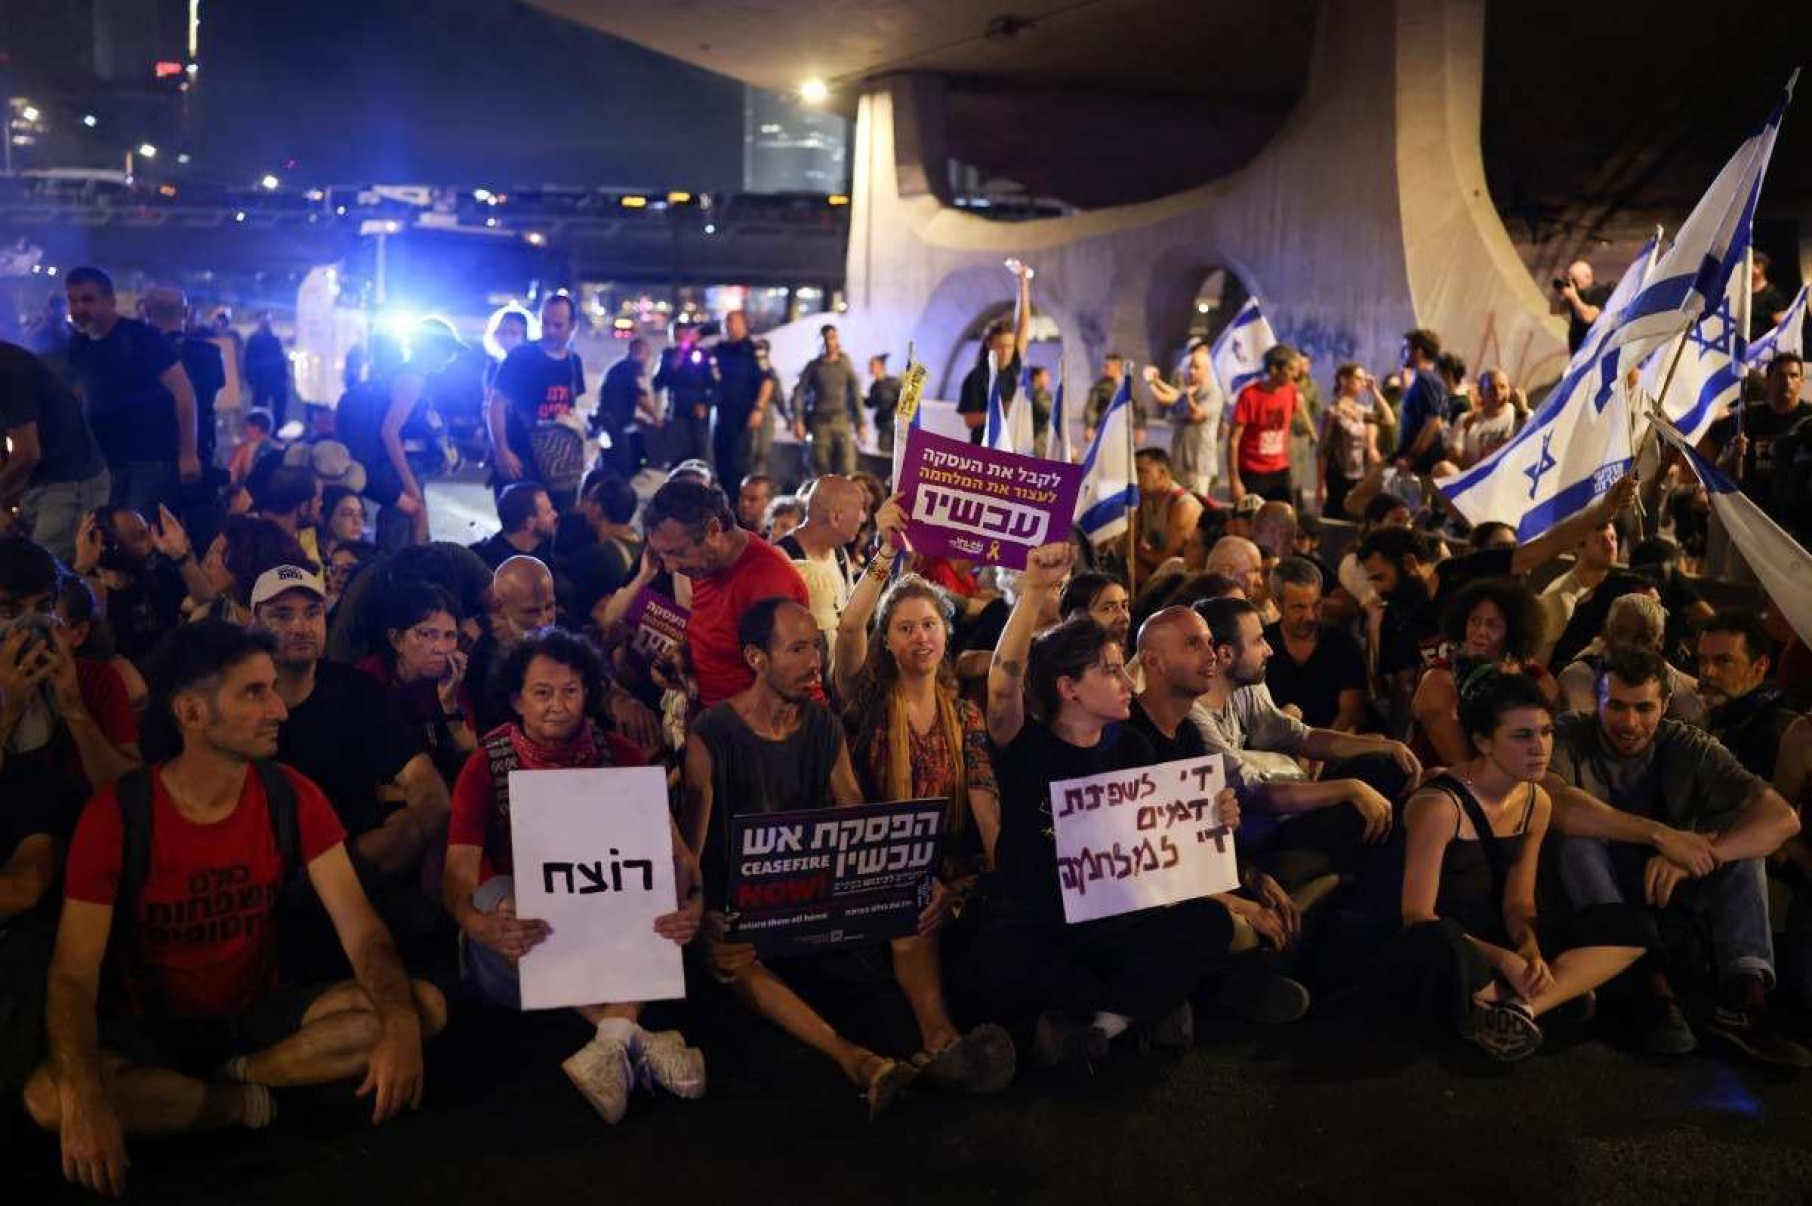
[1210, 966, 1311, 1025]
[915, 1025, 1017, 1094]
[1635, 995, 1698, 1057]
[562, 1036, 633, 1124]
[1030, 1010, 1110, 1069]
[1545, 989, 1597, 1029]
[1142, 1002, 1195, 1052]
[1705, 1003, 1812, 1070]
[1466, 1000, 1543, 1062]
[635, 1030, 707, 1099]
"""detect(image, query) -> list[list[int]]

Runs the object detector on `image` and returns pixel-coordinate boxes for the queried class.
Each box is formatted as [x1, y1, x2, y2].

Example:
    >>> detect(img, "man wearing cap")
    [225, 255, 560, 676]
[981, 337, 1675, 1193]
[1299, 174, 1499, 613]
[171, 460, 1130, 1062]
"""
[249, 565, 451, 915]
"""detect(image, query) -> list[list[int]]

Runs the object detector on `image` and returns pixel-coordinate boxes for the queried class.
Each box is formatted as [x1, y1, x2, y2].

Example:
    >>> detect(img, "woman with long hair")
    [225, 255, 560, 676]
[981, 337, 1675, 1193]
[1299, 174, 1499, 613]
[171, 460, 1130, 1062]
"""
[1382, 671, 1653, 1061]
[834, 499, 1001, 882]
[355, 580, 475, 784]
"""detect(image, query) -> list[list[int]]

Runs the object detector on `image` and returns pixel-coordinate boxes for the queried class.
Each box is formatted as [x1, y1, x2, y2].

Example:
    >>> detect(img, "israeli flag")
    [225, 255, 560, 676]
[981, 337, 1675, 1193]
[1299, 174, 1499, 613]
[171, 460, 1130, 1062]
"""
[1652, 414, 1812, 647]
[984, 360, 1035, 456]
[1639, 226, 1750, 443]
[1210, 298, 1277, 403]
[1443, 236, 1661, 536]
[1074, 372, 1138, 543]
[1049, 374, 1073, 464]
[1744, 282, 1808, 369]
[1601, 73, 1795, 367]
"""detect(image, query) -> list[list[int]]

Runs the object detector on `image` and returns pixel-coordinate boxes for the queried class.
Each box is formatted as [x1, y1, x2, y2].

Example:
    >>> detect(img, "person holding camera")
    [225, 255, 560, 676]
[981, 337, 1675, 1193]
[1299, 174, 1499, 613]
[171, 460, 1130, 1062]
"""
[1555, 261, 1614, 355]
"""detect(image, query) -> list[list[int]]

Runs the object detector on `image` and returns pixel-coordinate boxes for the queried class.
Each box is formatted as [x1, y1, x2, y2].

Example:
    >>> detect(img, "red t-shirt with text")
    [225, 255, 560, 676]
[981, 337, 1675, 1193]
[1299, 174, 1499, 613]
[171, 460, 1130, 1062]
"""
[1232, 381, 1298, 475]
[690, 536, 812, 707]
[64, 763, 345, 1018]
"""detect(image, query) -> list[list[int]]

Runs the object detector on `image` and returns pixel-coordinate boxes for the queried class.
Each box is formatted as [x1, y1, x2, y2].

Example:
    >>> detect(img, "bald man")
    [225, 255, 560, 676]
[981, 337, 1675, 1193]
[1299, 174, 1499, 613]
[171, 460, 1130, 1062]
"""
[142, 284, 226, 469]
[1557, 260, 1612, 354]
[1206, 536, 1271, 622]
[775, 474, 869, 634]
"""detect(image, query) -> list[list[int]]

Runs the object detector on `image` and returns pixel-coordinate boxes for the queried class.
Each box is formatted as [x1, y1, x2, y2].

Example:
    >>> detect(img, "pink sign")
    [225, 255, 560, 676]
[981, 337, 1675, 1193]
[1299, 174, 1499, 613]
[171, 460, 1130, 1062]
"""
[896, 429, 1084, 570]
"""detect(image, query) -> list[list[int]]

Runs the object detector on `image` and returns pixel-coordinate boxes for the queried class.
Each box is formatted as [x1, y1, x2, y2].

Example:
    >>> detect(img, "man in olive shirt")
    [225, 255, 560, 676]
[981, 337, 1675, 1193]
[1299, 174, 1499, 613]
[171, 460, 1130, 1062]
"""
[1548, 649, 1806, 1067]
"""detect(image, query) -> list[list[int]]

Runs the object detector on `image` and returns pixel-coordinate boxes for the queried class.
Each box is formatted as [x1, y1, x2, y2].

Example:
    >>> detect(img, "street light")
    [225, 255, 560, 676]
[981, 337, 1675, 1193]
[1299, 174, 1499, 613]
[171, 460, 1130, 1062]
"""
[82, 114, 98, 128]
[259, 174, 279, 190]
[20, 105, 40, 122]
[137, 143, 158, 158]
[799, 78, 828, 104]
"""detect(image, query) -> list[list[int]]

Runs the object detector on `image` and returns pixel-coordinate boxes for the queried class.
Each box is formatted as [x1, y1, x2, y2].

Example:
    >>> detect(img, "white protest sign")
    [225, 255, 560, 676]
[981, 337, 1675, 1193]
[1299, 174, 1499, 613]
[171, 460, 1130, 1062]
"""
[1050, 754, 1238, 925]
[507, 766, 684, 1009]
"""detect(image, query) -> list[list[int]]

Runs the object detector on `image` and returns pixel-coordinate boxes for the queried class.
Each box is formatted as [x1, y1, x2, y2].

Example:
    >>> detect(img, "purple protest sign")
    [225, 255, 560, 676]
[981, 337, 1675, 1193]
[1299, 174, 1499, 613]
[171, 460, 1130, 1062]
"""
[623, 588, 689, 667]
[896, 429, 1084, 570]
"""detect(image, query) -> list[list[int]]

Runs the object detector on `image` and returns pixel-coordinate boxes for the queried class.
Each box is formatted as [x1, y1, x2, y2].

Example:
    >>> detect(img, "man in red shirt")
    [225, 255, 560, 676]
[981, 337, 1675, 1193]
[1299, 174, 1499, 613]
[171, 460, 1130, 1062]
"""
[1227, 345, 1301, 506]
[23, 622, 446, 1198]
[642, 477, 812, 707]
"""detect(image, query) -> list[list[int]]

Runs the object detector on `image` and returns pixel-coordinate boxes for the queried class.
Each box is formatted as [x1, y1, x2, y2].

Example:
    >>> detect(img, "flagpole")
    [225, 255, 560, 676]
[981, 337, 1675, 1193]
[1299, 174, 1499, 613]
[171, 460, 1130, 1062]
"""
[1735, 243, 1753, 464]
[1125, 362, 1138, 592]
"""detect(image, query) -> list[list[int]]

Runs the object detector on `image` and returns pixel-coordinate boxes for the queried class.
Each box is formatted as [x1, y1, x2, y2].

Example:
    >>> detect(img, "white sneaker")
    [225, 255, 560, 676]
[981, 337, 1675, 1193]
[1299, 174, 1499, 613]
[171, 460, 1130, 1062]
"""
[635, 1029, 707, 1099]
[562, 1036, 633, 1124]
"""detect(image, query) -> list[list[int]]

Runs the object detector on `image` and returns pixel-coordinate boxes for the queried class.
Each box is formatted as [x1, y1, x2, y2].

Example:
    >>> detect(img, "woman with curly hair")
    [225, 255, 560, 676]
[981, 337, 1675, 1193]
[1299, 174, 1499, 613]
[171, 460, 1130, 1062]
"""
[833, 498, 1001, 881]
[1411, 577, 1556, 767]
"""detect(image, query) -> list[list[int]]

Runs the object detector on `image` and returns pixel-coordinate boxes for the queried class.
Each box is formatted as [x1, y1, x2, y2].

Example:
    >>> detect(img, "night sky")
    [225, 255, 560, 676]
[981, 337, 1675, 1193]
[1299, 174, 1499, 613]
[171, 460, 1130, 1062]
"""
[187, 0, 745, 190]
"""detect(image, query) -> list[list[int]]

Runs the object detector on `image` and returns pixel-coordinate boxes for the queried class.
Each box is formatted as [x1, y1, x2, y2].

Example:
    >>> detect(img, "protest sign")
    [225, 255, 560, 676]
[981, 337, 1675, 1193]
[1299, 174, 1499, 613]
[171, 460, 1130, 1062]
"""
[622, 587, 688, 667]
[1049, 755, 1238, 925]
[727, 799, 944, 957]
[508, 766, 684, 1009]
[896, 428, 1083, 570]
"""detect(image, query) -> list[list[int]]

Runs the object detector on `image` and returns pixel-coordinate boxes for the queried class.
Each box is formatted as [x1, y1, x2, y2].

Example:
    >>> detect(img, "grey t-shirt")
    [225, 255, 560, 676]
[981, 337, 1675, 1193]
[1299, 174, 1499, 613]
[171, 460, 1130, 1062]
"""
[1549, 711, 1763, 832]
[1189, 684, 1312, 842]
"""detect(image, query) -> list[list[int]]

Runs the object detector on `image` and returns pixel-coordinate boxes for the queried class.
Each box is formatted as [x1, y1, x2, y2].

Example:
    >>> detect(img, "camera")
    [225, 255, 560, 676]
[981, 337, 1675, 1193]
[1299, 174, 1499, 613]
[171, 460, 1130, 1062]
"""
[1551, 277, 1568, 291]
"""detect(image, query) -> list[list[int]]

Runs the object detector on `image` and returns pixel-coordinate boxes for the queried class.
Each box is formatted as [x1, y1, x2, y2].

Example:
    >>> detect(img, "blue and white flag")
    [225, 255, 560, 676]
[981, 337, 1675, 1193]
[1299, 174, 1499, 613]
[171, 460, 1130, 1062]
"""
[1744, 282, 1808, 369]
[1652, 414, 1812, 646]
[1049, 374, 1073, 464]
[1074, 372, 1138, 543]
[1443, 237, 1661, 536]
[984, 360, 1035, 456]
[1640, 226, 1748, 444]
[1210, 298, 1277, 403]
[1601, 74, 1795, 366]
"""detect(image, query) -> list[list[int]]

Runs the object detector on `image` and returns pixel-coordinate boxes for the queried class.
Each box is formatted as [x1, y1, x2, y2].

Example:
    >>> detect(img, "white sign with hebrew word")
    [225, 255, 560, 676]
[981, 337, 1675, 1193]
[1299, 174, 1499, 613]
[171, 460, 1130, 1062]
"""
[509, 766, 684, 1009]
[1049, 754, 1238, 925]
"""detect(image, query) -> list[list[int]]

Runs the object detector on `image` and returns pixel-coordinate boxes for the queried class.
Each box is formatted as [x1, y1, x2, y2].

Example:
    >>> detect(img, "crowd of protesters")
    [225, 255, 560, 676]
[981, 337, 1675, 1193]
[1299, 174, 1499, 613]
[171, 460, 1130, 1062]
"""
[3, 265, 1811, 1196]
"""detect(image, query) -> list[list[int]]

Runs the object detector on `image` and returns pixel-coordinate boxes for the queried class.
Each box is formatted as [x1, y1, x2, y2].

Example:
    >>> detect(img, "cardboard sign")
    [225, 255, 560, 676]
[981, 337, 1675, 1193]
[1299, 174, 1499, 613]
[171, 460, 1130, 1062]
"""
[1049, 755, 1238, 925]
[895, 428, 1084, 570]
[726, 798, 944, 957]
[508, 766, 684, 1009]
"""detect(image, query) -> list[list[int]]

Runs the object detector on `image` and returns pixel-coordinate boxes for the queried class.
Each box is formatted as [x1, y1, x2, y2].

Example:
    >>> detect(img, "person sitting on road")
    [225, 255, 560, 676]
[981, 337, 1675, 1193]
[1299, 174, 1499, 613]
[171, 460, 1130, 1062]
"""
[23, 622, 446, 1198]
[444, 627, 704, 1125]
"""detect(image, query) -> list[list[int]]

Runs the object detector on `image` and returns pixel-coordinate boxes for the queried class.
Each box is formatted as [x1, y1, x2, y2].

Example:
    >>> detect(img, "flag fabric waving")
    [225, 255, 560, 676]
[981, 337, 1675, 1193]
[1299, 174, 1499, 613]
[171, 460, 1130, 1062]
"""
[1048, 374, 1073, 464]
[985, 361, 1036, 456]
[1639, 225, 1749, 444]
[1744, 282, 1808, 369]
[1652, 414, 1812, 647]
[1210, 298, 1278, 404]
[1074, 372, 1138, 542]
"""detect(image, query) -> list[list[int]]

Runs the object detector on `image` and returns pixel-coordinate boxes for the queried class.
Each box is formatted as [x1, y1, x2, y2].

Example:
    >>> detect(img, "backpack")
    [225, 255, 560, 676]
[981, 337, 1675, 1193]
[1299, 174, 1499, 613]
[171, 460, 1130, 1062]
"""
[113, 762, 303, 923]
[1764, 412, 1812, 541]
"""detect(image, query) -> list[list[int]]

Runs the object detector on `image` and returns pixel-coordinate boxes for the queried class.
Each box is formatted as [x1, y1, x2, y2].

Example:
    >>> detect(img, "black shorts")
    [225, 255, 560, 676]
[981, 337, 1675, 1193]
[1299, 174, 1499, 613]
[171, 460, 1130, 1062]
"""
[99, 983, 332, 1078]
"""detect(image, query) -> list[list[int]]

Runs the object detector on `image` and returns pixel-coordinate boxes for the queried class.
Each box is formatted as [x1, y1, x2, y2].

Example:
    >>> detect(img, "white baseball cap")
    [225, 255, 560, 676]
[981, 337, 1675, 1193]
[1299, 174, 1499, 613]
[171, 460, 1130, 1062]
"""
[249, 565, 327, 609]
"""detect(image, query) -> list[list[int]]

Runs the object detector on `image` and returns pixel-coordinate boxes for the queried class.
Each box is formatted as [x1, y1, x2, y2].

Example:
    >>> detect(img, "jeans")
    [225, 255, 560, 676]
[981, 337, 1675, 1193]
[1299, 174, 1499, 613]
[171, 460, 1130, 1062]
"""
[460, 875, 521, 1009]
[1557, 836, 1774, 983]
[108, 460, 174, 517]
[19, 470, 110, 565]
[808, 421, 857, 477]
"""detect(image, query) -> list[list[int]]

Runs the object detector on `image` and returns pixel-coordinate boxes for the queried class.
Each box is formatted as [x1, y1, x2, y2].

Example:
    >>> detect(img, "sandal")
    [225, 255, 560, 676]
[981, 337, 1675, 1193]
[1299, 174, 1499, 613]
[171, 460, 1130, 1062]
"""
[862, 1057, 919, 1121]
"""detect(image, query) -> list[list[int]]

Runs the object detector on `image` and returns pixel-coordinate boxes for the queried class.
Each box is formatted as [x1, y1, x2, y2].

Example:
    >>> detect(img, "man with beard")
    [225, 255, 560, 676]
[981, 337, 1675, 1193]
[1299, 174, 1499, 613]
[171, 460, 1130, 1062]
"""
[1059, 572, 1132, 649]
[1357, 474, 1635, 729]
[685, 598, 1012, 1117]
[643, 478, 810, 708]
[1548, 649, 1805, 1066]
[1194, 596, 1421, 891]
[1262, 557, 1367, 732]
[1695, 611, 1812, 1009]
[250, 567, 450, 893]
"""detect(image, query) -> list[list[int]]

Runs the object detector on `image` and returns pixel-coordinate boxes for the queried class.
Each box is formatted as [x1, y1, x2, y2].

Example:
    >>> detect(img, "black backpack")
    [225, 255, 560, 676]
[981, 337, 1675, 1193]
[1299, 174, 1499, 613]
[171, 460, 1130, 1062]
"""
[113, 762, 303, 926]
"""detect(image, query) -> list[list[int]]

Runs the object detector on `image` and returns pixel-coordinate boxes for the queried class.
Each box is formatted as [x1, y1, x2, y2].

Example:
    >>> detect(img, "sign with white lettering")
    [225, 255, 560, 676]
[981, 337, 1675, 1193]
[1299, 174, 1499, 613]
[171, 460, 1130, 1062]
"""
[1049, 755, 1237, 925]
[896, 428, 1083, 569]
[508, 767, 684, 1009]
